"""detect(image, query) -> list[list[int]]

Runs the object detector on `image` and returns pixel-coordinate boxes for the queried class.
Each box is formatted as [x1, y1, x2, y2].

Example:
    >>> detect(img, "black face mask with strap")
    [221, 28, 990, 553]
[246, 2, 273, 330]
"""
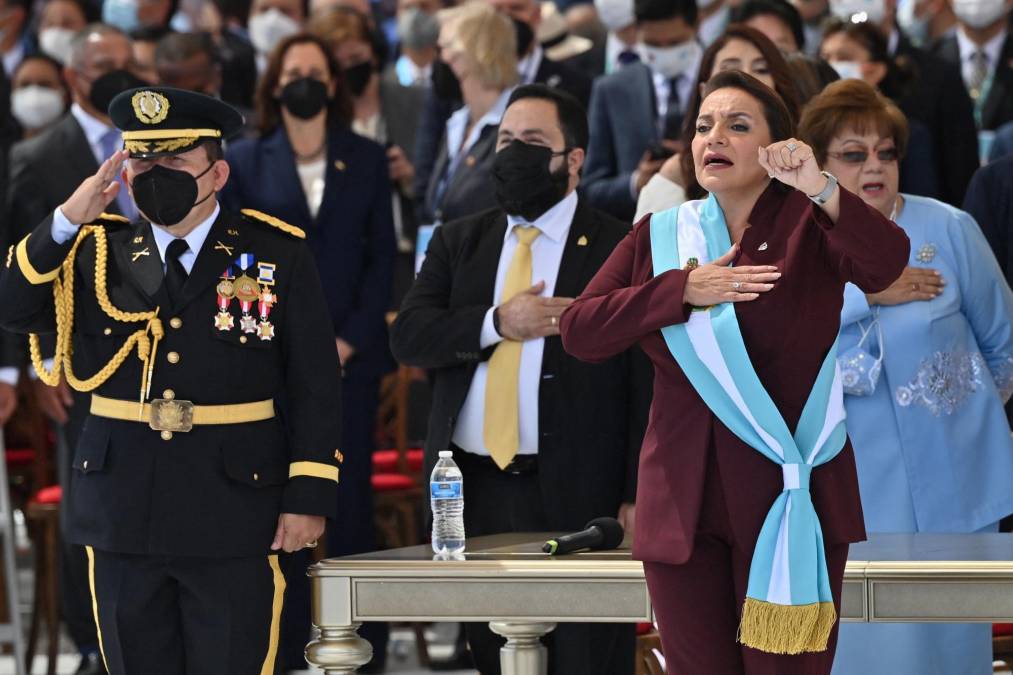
[132, 162, 215, 227]
[492, 140, 571, 222]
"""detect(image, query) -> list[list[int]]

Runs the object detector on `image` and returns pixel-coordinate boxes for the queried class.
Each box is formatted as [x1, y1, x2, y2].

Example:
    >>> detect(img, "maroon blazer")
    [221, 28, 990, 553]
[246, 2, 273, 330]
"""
[560, 183, 910, 565]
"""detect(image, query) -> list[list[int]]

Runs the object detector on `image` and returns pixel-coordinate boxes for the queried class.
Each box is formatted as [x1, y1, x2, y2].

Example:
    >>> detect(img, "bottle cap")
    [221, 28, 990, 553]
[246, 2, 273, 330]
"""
[438, 450, 453, 458]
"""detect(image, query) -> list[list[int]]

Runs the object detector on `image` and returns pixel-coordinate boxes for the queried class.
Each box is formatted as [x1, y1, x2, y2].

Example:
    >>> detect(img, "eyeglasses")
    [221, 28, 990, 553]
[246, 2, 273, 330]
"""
[827, 148, 899, 164]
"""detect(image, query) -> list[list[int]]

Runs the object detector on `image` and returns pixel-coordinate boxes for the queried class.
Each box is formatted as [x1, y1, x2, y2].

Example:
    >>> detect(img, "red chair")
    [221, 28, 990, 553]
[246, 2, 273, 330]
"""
[995, 623, 1013, 670]
[25, 485, 61, 675]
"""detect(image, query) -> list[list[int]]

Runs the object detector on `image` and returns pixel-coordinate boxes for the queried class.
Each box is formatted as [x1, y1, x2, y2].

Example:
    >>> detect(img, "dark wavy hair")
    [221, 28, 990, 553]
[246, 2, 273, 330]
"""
[680, 24, 801, 199]
[254, 32, 353, 136]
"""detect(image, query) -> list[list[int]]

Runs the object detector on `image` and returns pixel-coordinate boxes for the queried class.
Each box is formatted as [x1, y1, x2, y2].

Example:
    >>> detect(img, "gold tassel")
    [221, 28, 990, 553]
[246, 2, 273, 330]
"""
[737, 598, 837, 654]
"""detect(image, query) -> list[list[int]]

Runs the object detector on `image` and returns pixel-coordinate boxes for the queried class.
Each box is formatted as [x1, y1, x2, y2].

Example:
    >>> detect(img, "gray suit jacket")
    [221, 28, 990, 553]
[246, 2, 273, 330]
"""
[421, 121, 499, 225]
[380, 70, 426, 160]
[583, 62, 658, 221]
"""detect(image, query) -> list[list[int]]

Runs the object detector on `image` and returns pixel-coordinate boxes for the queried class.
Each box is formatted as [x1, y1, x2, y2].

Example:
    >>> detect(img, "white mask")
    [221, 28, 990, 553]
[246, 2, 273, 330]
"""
[595, 0, 635, 32]
[38, 27, 75, 64]
[248, 8, 301, 55]
[829, 0, 886, 24]
[11, 85, 66, 130]
[639, 40, 702, 79]
[896, 0, 930, 45]
[829, 59, 865, 80]
[951, 0, 1008, 28]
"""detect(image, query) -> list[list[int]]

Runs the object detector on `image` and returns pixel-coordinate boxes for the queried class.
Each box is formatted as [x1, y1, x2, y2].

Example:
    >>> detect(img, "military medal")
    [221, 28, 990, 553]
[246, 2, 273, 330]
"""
[233, 254, 261, 334]
[215, 266, 236, 331]
[256, 262, 278, 341]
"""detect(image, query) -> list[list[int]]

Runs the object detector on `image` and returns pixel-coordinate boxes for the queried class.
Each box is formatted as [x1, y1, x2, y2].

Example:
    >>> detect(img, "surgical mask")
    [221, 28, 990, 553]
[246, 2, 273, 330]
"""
[38, 27, 75, 64]
[397, 7, 439, 51]
[342, 61, 374, 97]
[951, 0, 1008, 28]
[897, 0, 931, 45]
[639, 40, 702, 79]
[595, 0, 634, 32]
[132, 162, 215, 227]
[492, 141, 571, 222]
[11, 85, 66, 129]
[102, 0, 141, 34]
[829, 60, 864, 80]
[280, 77, 329, 118]
[88, 69, 147, 116]
[248, 8, 301, 55]
[829, 0, 886, 23]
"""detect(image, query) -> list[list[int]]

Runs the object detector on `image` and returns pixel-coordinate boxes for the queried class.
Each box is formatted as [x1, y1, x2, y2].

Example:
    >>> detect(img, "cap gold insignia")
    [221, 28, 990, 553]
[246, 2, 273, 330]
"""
[577, 235, 588, 247]
[131, 90, 170, 125]
[5, 245, 13, 268]
[334, 449, 344, 463]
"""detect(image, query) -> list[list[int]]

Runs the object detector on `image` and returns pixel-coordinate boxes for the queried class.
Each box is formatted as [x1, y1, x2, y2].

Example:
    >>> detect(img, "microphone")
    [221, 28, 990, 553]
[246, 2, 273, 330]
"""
[542, 517, 625, 555]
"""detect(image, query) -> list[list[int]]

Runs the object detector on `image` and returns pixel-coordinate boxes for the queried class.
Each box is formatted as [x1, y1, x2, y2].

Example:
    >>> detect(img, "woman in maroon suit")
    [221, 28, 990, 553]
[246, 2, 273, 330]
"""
[559, 71, 909, 674]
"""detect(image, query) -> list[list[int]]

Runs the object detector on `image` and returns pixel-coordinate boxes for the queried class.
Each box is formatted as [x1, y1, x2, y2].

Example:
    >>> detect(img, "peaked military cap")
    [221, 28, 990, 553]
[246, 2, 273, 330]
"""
[108, 86, 245, 159]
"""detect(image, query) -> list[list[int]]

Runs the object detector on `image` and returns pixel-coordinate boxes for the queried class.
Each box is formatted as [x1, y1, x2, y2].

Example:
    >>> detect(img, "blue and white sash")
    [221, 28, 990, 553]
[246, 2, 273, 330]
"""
[650, 195, 847, 654]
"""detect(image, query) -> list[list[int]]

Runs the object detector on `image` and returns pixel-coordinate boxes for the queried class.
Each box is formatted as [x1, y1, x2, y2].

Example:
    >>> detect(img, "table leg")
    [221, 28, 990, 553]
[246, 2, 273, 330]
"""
[489, 621, 557, 675]
[305, 624, 373, 674]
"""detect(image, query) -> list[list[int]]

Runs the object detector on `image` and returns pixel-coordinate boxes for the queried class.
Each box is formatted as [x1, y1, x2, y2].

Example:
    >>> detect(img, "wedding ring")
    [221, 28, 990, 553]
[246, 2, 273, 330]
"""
[787, 142, 797, 152]
[550, 316, 558, 326]
[305, 540, 318, 549]
[732, 281, 741, 290]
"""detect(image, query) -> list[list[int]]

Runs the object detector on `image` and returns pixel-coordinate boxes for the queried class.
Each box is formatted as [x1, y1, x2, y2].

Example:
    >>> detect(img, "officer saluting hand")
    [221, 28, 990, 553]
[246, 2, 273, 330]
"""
[0, 87, 343, 674]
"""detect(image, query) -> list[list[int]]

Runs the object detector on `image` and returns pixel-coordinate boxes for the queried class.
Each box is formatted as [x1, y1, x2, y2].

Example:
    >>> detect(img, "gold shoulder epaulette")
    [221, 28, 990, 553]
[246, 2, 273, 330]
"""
[92, 212, 131, 227]
[240, 209, 306, 239]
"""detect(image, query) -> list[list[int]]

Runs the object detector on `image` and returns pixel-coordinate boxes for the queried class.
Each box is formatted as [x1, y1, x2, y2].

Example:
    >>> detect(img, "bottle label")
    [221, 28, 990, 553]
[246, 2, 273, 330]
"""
[430, 480, 462, 499]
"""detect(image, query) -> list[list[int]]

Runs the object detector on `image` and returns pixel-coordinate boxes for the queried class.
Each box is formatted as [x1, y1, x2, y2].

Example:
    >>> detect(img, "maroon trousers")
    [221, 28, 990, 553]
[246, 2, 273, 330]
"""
[643, 453, 849, 675]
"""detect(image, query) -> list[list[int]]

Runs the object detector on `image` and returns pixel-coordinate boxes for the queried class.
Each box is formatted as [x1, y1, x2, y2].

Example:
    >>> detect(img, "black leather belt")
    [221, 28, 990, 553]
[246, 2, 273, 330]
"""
[452, 446, 539, 476]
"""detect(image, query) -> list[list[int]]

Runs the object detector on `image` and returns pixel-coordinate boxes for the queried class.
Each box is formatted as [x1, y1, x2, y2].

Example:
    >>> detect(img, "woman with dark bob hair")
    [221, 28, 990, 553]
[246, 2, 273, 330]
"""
[800, 78, 1013, 675]
[561, 70, 909, 673]
[636, 24, 801, 219]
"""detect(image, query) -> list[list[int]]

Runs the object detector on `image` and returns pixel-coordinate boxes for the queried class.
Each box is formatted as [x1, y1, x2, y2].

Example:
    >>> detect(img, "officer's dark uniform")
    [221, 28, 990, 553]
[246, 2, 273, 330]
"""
[0, 88, 343, 674]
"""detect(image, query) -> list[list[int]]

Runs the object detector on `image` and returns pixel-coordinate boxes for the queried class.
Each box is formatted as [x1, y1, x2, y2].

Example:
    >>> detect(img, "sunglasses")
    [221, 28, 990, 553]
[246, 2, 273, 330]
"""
[827, 148, 899, 164]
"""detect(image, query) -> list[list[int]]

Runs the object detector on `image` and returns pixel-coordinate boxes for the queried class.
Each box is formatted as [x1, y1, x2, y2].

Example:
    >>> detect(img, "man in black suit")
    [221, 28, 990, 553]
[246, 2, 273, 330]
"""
[932, 0, 1013, 132]
[1, 23, 145, 675]
[392, 84, 649, 675]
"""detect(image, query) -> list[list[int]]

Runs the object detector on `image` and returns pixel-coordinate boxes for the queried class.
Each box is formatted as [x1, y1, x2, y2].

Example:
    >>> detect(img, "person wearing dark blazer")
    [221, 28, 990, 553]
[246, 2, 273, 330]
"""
[219, 33, 396, 673]
[1, 24, 147, 675]
[931, 5, 1013, 132]
[583, 0, 702, 221]
[392, 84, 649, 675]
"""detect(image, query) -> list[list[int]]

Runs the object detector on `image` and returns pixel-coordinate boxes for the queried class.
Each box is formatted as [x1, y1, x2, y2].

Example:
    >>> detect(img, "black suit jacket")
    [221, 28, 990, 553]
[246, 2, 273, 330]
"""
[894, 31, 980, 206]
[390, 199, 652, 530]
[932, 32, 1013, 133]
[0, 209, 343, 556]
[963, 154, 1013, 287]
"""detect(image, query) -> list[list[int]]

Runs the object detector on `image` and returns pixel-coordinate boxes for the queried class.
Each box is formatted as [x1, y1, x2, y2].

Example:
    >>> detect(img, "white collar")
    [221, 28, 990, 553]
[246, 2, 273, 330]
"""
[505, 190, 578, 243]
[70, 102, 115, 148]
[446, 86, 514, 160]
[956, 25, 1007, 65]
[150, 202, 220, 263]
[518, 45, 543, 84]
[2, 41, 23, 77]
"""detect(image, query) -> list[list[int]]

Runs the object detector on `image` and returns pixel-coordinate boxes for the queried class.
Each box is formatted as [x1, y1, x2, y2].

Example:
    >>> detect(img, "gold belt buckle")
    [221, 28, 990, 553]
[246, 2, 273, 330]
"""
[148, 399, 194, 433]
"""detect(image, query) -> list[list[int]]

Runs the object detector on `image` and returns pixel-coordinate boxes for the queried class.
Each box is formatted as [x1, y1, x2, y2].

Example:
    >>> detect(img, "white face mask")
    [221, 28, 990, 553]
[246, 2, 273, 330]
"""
[951, 0, 1009, 29]
[829, 0, 886, 23]
[248, 8, 301, 55]
[639, 39, 702, 79]
[829, 59, 865, 80]
[38, 27, 75, 64]
[11, 85, 66, 130]
[595, 0, 635, 32]
[897, 0, 931, 45]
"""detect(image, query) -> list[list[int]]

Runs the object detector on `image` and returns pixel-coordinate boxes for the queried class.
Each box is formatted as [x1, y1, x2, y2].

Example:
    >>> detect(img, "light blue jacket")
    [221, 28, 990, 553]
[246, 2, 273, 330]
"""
[839, 194, 1013, 533]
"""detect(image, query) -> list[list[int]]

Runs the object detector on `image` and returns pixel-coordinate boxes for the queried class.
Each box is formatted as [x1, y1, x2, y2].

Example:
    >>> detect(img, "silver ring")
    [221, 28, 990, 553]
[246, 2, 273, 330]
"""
[550, 316, 558, 326]
[787, 142, 797, 152]
[304, 540, 318, 549]
[732, 281, 741, 290]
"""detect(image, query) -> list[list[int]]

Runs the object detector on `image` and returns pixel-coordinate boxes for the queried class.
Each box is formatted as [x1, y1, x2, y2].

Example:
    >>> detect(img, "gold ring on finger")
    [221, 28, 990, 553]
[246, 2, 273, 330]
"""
[550, 316, 557, 326]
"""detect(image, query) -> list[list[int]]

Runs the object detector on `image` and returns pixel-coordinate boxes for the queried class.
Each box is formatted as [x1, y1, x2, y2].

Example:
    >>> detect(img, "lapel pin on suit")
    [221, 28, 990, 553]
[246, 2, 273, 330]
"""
[465, 156, 476, 168]
[577, 235, 588, 247]
[758, 242, 768, 251]
[227, 228, 239, 236]
[131, 247, 151, 262]
[133, 236, 144, 244]
[334, 159, 347, 171]
[214, 241, 235, 256]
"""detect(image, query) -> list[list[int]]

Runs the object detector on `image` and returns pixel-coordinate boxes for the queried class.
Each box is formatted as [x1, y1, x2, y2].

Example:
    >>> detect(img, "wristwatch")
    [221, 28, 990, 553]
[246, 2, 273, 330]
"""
[807, 171, 838, 205]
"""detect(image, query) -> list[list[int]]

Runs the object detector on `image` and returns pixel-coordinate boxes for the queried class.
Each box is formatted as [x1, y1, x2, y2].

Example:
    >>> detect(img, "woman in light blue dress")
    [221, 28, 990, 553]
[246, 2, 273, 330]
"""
[800, 79, 1013, 675]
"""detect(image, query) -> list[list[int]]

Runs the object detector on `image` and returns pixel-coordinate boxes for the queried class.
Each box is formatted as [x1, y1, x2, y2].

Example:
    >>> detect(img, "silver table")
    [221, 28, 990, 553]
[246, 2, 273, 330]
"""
[305, 532, 1013, 674]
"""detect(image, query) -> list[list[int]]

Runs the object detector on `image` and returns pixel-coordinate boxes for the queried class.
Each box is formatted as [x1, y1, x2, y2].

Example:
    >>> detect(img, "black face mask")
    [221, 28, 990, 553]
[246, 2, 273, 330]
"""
[88, 69, 147, 116]
[280, 77, 329, 119]
[132, 162, 215, 227]
[342, 61, 375, 97]
[430, 59, 461, 103]
[492, 141, 571, 222]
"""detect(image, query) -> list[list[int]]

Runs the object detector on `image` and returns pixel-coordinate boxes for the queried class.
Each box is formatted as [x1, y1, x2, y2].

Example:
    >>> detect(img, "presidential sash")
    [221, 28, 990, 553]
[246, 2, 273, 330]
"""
[650, 195, 847, 654]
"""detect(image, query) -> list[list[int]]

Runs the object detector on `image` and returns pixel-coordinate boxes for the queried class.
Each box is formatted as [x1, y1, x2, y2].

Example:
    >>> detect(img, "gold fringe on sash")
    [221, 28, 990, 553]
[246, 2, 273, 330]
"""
[737, 598, 837, 654]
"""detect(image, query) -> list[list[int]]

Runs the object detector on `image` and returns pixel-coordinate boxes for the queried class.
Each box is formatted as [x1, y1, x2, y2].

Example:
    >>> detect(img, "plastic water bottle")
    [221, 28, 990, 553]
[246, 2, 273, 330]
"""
[430, 450, 465, 554]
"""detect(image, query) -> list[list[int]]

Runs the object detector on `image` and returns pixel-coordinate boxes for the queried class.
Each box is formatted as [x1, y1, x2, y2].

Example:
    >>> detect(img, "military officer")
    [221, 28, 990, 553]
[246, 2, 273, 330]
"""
[0, 87, 343, 675]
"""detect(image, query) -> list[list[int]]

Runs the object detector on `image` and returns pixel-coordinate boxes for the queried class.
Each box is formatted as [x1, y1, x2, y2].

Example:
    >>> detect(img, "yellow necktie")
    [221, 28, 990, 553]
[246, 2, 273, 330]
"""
[484, 226, 541, 469]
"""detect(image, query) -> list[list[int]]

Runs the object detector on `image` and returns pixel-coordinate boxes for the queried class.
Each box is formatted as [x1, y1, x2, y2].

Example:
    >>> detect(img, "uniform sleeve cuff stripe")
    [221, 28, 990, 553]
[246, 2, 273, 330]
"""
[16, 236, 60, 285]
[289, 461, 340, 483]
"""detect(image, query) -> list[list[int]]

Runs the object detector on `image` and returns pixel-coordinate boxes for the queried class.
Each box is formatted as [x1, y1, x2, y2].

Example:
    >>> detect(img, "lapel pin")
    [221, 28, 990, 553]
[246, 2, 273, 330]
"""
[334, 160, 346, 171]
[334, 449, 344, 463]
[227, 228, 239, 236]
[132, 236, 144, 244]
[214, 240, 235, 256]
[916, 243, 936, 263]
[577, 235, 588, 247]
[758, 241, 769, 251]
[131, 248, 150, 262]
[465, 156, 476, 168]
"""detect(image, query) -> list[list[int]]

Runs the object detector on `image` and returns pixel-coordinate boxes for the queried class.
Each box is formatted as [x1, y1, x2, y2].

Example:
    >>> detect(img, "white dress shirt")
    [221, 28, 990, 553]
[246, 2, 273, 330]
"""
[442, 87, 514, 199]
[956, 26, 1007, 92]
[395, 54, 433, 87]
[70, 103, 116, 167]
[2, 41, 23, 77]
[651, 63, 697, 123]
[517, 45, 544, 85]
[451, 190, 578, 457]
